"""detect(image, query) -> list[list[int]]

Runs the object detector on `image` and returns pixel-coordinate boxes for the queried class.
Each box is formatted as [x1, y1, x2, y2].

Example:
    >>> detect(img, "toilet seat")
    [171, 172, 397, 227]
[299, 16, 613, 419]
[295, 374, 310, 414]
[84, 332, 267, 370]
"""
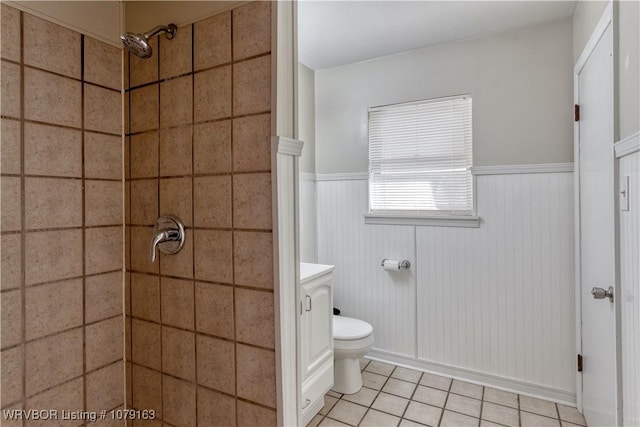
[334, 316, 373, 340]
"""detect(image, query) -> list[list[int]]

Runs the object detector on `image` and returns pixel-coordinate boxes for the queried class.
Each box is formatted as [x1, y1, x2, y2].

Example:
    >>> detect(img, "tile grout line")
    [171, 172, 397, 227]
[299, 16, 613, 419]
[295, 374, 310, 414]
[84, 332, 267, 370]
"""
[19, 9, 26, 425]
[190, 22, 199, 427]
[80, 32, 88, 422]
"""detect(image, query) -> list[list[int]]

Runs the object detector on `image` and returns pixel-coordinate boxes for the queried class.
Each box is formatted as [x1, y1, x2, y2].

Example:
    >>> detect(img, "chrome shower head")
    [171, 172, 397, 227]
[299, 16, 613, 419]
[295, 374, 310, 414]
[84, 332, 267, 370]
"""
[121, 23, 177, 59]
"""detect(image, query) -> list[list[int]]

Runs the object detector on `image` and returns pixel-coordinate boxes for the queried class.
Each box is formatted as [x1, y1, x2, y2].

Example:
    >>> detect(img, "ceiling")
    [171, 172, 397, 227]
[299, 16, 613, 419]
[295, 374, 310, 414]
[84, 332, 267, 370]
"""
[298, 1, 577, 70]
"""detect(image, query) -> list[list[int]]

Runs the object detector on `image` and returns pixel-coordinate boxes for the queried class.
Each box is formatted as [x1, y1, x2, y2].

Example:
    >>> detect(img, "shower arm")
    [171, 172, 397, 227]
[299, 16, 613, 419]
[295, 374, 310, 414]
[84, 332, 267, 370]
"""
[143, 24, 177, 40]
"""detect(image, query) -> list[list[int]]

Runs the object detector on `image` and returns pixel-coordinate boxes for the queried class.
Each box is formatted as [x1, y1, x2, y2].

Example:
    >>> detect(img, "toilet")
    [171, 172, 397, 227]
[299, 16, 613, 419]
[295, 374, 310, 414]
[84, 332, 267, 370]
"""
[333, 315, 374, 394]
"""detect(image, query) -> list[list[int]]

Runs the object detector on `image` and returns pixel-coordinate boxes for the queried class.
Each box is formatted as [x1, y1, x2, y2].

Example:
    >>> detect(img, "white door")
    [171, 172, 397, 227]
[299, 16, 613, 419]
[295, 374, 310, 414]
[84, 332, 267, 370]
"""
[577, 21, 619, 426]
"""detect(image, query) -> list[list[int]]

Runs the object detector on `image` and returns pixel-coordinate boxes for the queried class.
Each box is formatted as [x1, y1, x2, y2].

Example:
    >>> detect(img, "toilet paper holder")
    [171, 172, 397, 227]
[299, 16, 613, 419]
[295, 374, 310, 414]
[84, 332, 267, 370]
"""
[381, 259, 411, 269]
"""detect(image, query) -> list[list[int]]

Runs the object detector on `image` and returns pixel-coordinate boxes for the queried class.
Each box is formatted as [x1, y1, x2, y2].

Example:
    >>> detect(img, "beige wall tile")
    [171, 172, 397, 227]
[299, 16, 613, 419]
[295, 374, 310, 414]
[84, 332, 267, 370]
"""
[233, 113, 271, 172]
[198, 387, 235, 426]
[25, 378, 83, 423]
[85, 226, 123, 275]
[160, 76, 192, 128]
[237, 400, 277, 427]
[194, 120, 231, 174]
[86, 180, 123, 226]
[124, 91, 130, 134]
[1, 119, 21, 174]
[232, 2, 271, 61]
[159, 177, 192, 226]
[130, 84, 159, 133]
[194, 230, 232, 284]
[195, 282, 233, 339]
[1, 234, 22, 290]
[235, 288, 274, 349]
[86, 271, 123, 323]
[130, 179, 158, 225]
[25, 279, 83, 341]
[163, 375, 196, 427]
[233, 231, 273, 289]
[130, 131, 159, 178]
[23, 14, 81, 78]
[194, 175, 231, 228]
[86, 361, 124, 413]
[1, 346, 23, 406]
[25, 229, 82, 285]
[159, 229, 193, 279]
[1, 289, 22, 349]
[85, 84, 122, 135]
[1, 176, 21, 232]
[131, 273, 160, 322]
[86, 316, 123, 371]
[124, 136, 131, 179]
[160, 126, 192, 176]
[131, 319, 161, 370]
[24, 177, 82, 229]
[160, 24, 192, 80]
[1, 61, 21, 119]
[129, 38, 158, 88]
[24, 123, 82, 177]
[194, 66, 231, 122]
[233, 55, 271, 116]
[162, 326, 195, 381]
[132, 364, 162, 417]
[131, 226, 159, 274]
[161, 278, 194, 330]
[1, 402, 23, 427]
[232, 173, 272, 229]
[84, 36, 122, 90]
[196, 335, 234, 394]
[24, 67, 81, 127]
[85, 132, 123, 180]
[1, 5, 21, 62]
[194, 12, 231, 71]
[236, 344, 276, 408]
[25, 328, 83, 396]
[126, 362, 132, 407]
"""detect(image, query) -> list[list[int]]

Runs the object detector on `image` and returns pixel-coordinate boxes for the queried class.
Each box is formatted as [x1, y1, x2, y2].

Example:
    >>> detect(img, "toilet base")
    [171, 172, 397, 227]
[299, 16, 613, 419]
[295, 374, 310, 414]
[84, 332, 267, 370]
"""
[333, 357, 363, 394]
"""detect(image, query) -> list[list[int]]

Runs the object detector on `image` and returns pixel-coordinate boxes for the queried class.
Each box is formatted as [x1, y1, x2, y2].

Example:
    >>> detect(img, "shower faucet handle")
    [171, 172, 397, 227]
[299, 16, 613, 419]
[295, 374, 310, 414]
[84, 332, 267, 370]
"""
[150, 216, 185, 263]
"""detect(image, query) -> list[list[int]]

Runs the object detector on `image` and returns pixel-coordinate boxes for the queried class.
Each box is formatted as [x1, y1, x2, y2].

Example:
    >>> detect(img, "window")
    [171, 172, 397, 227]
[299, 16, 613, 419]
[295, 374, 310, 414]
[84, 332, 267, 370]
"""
[367, 95, 475, 224]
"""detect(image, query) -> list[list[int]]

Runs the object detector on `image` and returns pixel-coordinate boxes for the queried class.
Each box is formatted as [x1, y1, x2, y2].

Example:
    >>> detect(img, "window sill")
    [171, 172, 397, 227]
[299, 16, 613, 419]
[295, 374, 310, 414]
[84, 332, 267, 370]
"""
[364, 213, 481, 228]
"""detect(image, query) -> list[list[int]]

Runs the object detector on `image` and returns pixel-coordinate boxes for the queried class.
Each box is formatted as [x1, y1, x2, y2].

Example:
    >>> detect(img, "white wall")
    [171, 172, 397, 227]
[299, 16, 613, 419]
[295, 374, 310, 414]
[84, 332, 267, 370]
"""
[317, 170, 576, 401]
[572, 1, 608, 63]
[314, 19, 574, 173]
[618, 0, 640, 140]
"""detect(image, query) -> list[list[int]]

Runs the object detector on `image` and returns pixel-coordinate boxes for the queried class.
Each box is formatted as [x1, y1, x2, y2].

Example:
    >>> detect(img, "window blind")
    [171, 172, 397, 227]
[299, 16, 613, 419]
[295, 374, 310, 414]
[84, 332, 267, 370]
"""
[368, 95, 473, 214]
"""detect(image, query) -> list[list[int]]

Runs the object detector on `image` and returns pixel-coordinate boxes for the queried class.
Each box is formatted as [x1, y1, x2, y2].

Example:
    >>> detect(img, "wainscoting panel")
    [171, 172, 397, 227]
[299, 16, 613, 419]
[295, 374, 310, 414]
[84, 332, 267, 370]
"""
[619, 151, 640, 426]
[317, 179, 417, 356]
[316, 171, 576, 397]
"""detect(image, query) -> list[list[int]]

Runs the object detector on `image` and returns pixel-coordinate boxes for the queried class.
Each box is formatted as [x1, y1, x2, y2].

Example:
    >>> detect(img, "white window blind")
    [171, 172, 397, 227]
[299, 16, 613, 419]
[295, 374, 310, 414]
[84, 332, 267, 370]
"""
[368, 95, 473, 215]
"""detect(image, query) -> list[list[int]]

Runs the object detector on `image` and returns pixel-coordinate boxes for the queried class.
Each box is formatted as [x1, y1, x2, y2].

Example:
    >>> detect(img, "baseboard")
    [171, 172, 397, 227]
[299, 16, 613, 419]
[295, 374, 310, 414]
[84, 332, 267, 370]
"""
[367, 349, 577, 406]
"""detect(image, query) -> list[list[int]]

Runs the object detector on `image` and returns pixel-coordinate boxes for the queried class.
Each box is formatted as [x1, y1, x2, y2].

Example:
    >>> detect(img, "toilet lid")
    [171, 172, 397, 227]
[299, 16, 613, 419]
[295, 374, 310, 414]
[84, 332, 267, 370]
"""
[333, 316, 373, 340]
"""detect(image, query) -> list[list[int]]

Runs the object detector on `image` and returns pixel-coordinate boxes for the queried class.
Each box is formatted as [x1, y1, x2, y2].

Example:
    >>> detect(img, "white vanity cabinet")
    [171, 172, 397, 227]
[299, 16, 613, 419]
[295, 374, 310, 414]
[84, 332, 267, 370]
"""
[300, 263, 334, 425]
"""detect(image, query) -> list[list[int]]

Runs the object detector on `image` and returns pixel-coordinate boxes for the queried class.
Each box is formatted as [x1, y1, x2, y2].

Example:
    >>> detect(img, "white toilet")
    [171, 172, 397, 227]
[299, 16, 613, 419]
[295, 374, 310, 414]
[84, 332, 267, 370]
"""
[333, 315, 374, 394]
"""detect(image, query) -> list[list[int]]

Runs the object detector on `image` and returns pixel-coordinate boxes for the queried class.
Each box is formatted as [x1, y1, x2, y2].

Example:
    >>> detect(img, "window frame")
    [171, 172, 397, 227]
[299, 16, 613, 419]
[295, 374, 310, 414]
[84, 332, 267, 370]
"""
[364, 94, 479, 227]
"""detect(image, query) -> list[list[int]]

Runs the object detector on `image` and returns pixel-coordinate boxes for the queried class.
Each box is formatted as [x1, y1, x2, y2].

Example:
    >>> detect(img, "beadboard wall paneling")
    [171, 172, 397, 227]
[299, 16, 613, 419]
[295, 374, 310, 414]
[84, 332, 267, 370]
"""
[316, 171, 576, 396]
[317, 179, 417, 356]
[619, 151, 640, 426]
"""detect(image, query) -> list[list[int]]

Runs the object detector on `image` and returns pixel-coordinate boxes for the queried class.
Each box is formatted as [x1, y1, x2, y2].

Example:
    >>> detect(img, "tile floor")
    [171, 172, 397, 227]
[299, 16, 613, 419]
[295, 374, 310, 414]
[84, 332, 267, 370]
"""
[307, 359, 587, 427]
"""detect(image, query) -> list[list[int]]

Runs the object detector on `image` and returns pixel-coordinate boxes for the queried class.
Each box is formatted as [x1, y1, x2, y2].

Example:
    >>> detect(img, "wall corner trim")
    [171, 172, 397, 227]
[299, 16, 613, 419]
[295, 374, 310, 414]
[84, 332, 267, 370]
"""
[614, 132, 640, 158]
[274, 136, 304, 157]
[471, 163, 574, 175]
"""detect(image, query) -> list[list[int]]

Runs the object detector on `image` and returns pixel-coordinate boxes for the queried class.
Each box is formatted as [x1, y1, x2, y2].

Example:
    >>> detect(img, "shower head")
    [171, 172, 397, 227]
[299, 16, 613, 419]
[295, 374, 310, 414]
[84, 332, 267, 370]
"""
[121, 23, 178, 59]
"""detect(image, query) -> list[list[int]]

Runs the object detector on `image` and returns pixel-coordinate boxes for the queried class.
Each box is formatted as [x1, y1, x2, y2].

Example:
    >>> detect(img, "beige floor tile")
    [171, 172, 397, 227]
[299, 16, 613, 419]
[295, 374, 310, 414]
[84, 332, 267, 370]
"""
[360, 409, 400, 427]
[561, 422, 585, 427]
[399, 420, 426, 427]
[319, 395, 339, 416]
[328, 390, 343, 398]
[319, 418, 351, 427]
[359, 358, 371, 370]
[451, 380, 483, 400]
[520, 395, 558, 418]
[557, 405, 586, 426]
[382, 378, 417, 399]
[521, 411, 561, 427]
[483, 387, 518, 409]
[342, 387, 378, 407]
[362, 371, 389, 391]
[365, 360, 395, 376]
[440, 410, 479, 427]
[371, 392, 409, 417]
[412, 385, 447, 408]
[327, 400, 367, 426]
[419, 373, 452, 391]
[482, 402, 519, 427]
[403, 401, 442, 426]
[391, 367, 422, 383]
[307, 413, 324, 427]
[446, 393, 481, 418]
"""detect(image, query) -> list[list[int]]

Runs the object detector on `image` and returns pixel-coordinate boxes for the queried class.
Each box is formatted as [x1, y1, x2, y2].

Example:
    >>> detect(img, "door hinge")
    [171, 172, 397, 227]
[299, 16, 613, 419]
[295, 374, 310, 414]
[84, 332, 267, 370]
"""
[577, 354, 583, 372]
[574, 104, 580, 122]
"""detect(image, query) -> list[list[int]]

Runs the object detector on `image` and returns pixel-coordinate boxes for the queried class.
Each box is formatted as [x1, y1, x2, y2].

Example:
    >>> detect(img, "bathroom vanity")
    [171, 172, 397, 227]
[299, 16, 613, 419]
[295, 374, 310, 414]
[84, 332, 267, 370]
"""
[300, 263, 334, 424]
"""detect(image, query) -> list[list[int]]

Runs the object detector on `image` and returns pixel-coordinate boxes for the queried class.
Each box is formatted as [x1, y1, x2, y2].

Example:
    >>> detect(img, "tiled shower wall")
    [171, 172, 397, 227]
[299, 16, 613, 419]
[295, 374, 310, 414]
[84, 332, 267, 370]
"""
[124, 2, 277, 426]
[1, 4, 124, 425]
